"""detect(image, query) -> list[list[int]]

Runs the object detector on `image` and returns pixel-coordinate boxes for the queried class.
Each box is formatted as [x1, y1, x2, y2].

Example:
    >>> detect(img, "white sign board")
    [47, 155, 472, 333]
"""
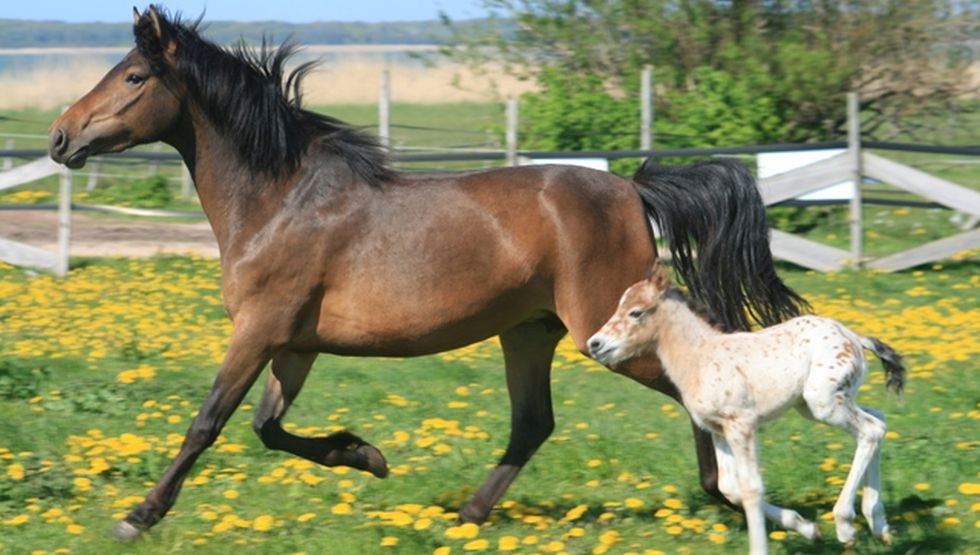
[757, 149, 853, 201]
[523, 158, 609, 172]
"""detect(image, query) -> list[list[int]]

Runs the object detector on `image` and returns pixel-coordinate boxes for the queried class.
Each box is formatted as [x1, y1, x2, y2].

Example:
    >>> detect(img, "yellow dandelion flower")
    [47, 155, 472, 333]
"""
[462, 539, 488, 551]
[7, 463, 25, 480]
[252, 514, 274, 531]
[4, 514, 30, 526]
[445, 522, 480, 539]
[769, 531, 787, 540]
[914, 483, 930, 491]
[563, 504, 588, 521]
[331, 502, 352, 515]
[665, 525, 684, 535]
[66, 523, 85, 534]
[959, 483, 980, 495]
[624, 497, 644, 509]
[498, 536, 519, 551]
[380, 536, 399, 547]
[433, 548, 451, 555]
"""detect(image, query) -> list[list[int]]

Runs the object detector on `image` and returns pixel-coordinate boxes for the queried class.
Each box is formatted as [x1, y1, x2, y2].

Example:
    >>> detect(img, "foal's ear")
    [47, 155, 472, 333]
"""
[649, 260, 670, 292]
[134, 5, 176, 72]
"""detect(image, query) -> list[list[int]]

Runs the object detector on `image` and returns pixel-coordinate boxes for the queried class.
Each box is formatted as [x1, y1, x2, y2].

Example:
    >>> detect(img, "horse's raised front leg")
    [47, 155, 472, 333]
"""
[458, 317, 565, 523]
[724, 420, 769, 555]
[113, 323, 274, 541]
[252, 350, 387, 477]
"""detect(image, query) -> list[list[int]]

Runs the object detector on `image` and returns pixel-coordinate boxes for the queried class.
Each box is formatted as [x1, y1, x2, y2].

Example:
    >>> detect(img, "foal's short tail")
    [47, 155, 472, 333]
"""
[632, 157, 810, 332]
[861, 336, 907, 395]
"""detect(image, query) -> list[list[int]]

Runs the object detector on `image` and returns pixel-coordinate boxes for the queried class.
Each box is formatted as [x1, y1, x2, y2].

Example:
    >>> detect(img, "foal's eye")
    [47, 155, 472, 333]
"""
[628, 309, 645, 320]
[125, 73, 146, 85]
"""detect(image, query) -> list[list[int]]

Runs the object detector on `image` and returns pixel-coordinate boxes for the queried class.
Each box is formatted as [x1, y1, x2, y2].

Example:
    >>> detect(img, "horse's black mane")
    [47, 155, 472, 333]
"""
[135, 9, 391, 186]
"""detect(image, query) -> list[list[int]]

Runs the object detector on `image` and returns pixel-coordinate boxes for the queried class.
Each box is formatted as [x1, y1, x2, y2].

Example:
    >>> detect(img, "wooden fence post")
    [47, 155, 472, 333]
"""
[506, 98, 519, 167]
[3, 139, 13, 171]
[379, 68, 391, 148]
[847, 92, 863, 268]
[640, 65, 653, 150]
[56, 169, 73, 277]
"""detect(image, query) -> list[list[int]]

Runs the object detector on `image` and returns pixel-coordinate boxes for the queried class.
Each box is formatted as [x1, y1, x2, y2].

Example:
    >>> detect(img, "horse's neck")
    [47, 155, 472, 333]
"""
[653, 294, 719, 393]
[168, 112, 287, 255]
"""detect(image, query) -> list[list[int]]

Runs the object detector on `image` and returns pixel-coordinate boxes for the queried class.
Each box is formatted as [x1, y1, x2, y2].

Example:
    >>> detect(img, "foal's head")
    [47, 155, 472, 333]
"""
[50, 6, 185, 169]
[588, 260, 672, 367]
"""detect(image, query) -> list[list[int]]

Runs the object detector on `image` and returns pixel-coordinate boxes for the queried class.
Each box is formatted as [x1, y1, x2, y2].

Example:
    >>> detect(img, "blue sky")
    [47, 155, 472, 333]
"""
[4, 1, 488, 23]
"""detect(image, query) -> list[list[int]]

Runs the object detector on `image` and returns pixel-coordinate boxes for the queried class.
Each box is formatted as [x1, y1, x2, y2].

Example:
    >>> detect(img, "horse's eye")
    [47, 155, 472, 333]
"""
[628, 309, 645, 320]
[125, 73, 145, 85]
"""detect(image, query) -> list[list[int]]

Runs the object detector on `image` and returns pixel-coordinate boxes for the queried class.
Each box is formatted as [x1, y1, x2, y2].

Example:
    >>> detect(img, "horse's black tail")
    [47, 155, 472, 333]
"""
[632, 157, 810, 332]
[861, 336, 907, 396]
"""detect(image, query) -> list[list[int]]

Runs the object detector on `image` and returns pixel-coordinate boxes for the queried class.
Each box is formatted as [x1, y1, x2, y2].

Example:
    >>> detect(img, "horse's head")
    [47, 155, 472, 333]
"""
[587, 260, 672, 367]
[49, 6, 183, 168]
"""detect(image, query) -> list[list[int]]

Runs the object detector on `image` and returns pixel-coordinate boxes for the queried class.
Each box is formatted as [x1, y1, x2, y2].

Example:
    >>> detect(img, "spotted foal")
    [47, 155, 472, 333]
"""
[588, 261, 905, 554]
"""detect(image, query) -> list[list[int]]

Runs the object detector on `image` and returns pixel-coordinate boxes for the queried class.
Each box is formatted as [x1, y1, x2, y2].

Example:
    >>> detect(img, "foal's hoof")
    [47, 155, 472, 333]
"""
[881, 529, 893, 546]
[112, 520, 143, 543]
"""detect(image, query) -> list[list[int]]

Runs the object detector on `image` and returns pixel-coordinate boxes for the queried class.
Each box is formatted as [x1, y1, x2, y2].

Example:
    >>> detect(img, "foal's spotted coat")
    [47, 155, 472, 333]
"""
[589, 261, 905, 554]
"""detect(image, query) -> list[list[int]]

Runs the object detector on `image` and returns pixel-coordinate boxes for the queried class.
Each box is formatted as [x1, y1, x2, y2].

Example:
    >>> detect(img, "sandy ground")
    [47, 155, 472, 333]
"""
[0, 209, 219, 258]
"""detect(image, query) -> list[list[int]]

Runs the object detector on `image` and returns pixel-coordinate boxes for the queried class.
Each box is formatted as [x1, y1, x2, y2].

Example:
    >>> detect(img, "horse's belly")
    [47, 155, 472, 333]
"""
[309, 277, 553, 357]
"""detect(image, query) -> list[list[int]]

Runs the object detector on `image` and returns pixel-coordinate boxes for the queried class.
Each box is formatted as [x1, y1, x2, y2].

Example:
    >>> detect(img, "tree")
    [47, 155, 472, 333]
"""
[441, 1, 978, 149]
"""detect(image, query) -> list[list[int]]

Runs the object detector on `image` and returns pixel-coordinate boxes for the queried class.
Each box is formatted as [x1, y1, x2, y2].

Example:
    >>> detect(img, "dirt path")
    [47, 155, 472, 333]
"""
[0, 209, 219, 258]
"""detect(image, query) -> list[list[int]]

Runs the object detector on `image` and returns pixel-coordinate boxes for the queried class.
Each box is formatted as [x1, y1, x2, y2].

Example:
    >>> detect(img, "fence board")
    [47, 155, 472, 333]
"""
[0, 237, 59, 272]
[769, 230, 849, 272]
[0, 157, 61, 191]
[758, 154, 851, 205]
[863, 153, 980, 216]
[867, 228, 980, 271]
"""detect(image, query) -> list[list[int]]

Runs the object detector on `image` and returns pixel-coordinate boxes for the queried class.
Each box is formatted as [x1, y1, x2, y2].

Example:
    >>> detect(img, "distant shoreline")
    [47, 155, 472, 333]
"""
[0, 44, 440, 56]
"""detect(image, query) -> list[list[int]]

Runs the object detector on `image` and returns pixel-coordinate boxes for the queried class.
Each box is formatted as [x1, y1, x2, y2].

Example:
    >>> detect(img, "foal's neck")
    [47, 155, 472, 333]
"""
[653, 291, 720, 387]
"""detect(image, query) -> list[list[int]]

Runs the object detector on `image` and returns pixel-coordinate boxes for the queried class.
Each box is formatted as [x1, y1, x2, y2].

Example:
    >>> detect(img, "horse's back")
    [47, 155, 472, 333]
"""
[284, 164, 657, 356]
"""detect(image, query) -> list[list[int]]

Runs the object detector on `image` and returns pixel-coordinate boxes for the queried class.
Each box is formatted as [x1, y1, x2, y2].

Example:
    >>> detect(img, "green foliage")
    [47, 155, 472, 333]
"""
[520, 67, 637, 152]
[446, 1, 978, 151]
[0, 359, 48, 400]
[84, 176, 173, 208]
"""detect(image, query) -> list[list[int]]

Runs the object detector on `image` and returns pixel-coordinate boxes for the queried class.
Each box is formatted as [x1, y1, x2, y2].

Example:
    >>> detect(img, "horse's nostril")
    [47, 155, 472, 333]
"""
[51, 128, 67, 155]
[588, 338, 602, 352]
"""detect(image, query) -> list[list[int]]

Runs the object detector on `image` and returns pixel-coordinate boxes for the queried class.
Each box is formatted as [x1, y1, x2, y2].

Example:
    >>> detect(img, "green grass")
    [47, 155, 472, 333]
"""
[0, 256, 976, 554]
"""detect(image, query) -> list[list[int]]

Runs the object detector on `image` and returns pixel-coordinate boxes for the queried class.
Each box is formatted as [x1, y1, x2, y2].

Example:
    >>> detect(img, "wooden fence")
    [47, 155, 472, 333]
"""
[1, 93, 977, 275]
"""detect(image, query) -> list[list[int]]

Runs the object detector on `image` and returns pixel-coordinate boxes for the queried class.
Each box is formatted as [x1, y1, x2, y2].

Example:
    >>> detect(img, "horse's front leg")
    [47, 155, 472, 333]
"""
[252, 350, 387, 477]
[113, 323, 274, 541]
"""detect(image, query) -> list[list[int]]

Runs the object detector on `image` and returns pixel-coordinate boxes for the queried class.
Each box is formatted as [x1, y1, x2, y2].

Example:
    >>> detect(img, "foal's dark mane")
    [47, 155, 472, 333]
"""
[135, 9, 391, 187]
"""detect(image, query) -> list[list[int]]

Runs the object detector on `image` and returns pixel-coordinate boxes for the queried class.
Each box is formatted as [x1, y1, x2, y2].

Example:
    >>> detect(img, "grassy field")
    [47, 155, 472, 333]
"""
[0, 255, 977, 554]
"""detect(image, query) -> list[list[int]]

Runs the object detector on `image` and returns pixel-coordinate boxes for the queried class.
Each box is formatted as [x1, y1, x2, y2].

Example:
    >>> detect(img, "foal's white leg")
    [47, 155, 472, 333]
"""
[858, 407, 892, 544]
[809, 398, 887, 546]
[724, 422, 768, 555]
[714, 434, 820, 540]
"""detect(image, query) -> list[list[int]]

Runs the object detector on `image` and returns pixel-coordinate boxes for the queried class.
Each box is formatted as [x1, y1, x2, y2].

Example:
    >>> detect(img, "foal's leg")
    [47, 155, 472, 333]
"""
[806, 394, 887, 546]
[458, 317, 565, 523]
[724, 421, 769, 555]
[858, 407, 891, 544]
[252, 350, 387, 477]
[114, 325, 274, 541]
[713, 434, 820, 540]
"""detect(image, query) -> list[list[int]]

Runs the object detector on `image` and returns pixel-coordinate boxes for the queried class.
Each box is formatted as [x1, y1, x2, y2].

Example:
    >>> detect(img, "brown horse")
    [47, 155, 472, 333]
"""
[49, 6, 807, 542]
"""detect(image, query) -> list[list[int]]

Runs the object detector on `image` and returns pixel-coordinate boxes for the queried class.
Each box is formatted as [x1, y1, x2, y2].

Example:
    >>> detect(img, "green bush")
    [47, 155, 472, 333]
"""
[84, 175, 173, 208]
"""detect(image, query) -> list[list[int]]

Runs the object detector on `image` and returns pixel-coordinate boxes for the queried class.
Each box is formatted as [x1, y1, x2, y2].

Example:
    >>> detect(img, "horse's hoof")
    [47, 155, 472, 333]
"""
[457, 504, 489, 524]
[357, 444, 389, 479]
[112, 520, 143, 543]
[806, 523, 823, 542]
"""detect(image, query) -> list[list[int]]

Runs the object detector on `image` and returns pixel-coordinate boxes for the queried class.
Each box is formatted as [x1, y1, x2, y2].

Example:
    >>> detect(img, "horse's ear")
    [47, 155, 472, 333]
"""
[134, 5, 175, 71]
[133, 7, 140, 24]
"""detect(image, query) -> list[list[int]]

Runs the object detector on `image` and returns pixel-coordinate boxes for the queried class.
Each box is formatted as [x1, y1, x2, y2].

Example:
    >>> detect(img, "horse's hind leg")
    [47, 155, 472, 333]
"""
[252, 350, 388, 478]
[458, 316, 565, 523]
